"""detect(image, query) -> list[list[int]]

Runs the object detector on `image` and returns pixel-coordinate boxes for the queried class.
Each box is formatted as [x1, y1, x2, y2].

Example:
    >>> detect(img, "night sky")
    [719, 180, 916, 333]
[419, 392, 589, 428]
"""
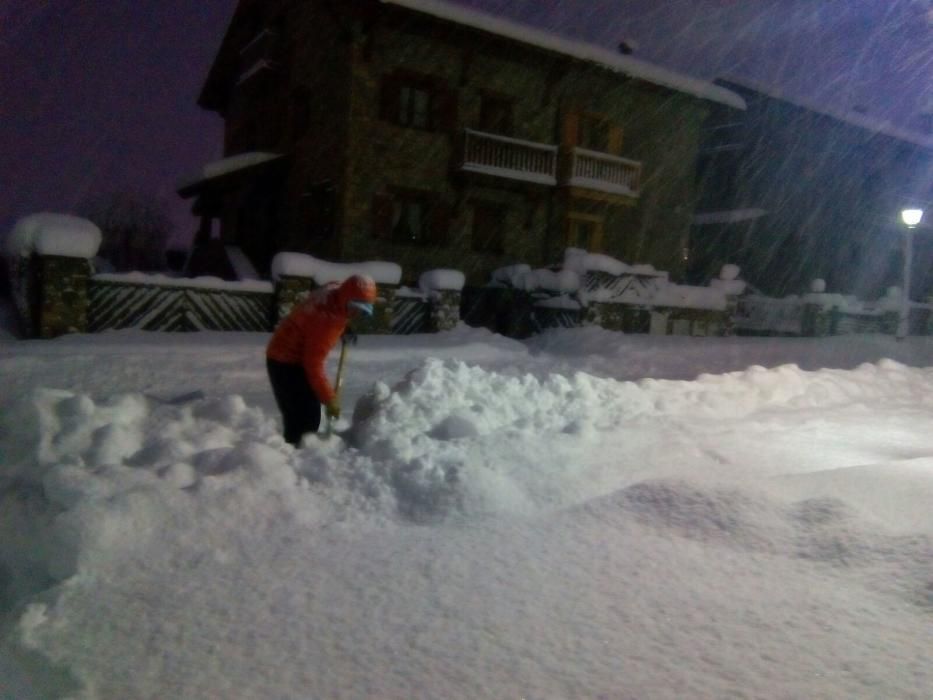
[2, 0, 930, 248]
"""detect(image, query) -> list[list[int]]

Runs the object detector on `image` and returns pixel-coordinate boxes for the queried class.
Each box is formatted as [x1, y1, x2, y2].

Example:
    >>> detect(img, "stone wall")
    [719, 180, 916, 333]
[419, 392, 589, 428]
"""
[37, 256, 92, 338]
[337, 18, 708, 287]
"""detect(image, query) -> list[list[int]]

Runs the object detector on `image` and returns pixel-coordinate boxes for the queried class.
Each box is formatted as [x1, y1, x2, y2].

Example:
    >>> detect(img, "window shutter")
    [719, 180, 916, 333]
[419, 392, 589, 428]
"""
[562, 110, 580, 147]
[379, 75, 401, 122]
[371, 194, 394, 239]
[608, 125, 624, 155]
[428, 199, 453, 245]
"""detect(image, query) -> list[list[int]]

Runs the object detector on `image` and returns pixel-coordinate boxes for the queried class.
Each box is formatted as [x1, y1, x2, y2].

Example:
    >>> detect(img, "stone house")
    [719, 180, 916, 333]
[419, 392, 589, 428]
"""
[692, 79, 933, 298]
[180, 0, 745, 287]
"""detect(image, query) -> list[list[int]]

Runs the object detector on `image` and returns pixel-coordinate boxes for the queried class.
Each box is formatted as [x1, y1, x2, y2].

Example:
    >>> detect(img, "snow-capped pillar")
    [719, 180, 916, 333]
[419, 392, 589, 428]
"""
[801, 303, 833, 337]
[5, 214, 101, 338]
[714, 264, 745, 337]
[37, 255, 93, 338]
[428, 289, 461, 332]
[419, 270, 465, 333]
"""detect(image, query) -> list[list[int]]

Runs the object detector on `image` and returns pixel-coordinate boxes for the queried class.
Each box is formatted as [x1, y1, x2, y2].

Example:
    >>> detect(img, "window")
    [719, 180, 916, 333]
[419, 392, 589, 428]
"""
[471, 202, 507, 254]
[566, 214, 604, 251]
[392, 197, 427, 244]
[479, 94, 513, 135]
[371, 190, 451, 247]
[399, 85, 431, 129]
[578, 113, 611, 152]
[380, 71, 457, 132]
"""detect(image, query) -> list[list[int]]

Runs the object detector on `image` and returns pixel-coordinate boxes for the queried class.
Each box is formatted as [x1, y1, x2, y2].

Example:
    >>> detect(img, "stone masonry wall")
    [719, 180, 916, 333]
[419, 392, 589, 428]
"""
[38, 256, 92, 338]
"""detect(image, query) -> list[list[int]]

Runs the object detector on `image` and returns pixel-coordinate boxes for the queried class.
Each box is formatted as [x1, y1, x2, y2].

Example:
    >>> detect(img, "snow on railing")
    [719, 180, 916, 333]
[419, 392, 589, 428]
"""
[567, 147, 641, 196]
[460, 129, 558, 185]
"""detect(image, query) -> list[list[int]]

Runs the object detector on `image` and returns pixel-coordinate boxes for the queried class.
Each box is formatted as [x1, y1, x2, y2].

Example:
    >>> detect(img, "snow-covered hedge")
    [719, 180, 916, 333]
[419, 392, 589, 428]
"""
[271, 252, 402, 286]
[491, 249, 742, 313]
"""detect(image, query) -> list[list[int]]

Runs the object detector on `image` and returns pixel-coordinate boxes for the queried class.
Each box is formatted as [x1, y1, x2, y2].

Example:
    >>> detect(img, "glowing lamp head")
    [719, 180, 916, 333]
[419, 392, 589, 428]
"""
[901, 208, 924, 228]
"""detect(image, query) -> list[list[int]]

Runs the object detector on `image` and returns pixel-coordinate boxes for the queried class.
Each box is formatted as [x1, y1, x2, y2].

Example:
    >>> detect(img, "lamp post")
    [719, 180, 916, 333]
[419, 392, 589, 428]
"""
[897, 208, 924, 340]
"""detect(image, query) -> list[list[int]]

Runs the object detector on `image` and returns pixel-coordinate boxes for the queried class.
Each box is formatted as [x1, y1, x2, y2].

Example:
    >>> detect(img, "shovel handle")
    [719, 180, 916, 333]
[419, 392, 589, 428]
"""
[324, 339, 348, 437]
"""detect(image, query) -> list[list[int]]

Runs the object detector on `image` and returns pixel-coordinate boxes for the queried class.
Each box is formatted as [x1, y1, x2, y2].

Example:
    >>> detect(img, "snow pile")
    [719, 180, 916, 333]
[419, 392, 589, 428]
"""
[3, 329, 933, 698]
[344, 357, 933, 518]
[271, 252, 402, 285]
[2, 389, 333, 596]
[710, 263, 747, 295]
[4, 213, 102, 259]
[94, 272, 273, 293]
[564, 247, 663, 277]
[418, 269, 465, 292]
[491, 263, 580, 292]
[491, 263, 531, 285]
[497, 249, 730, 310]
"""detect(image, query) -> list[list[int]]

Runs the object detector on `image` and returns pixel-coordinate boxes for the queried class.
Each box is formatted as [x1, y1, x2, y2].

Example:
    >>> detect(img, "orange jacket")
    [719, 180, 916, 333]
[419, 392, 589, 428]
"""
[266, 276, 376, 404]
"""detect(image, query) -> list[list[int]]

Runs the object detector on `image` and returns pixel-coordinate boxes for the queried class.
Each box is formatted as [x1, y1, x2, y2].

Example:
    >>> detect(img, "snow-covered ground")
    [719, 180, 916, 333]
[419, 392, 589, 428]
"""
[1, 304, 932, 699]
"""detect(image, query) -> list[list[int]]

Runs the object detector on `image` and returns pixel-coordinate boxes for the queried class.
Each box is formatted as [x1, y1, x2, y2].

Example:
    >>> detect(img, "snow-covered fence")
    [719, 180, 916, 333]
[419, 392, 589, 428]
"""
[476, 251, 742, 338]
[3, 214, 466, 338]
[732, 280, 930, 337]
[734, 295, 806, 335]
[88, 275, 274, 332]
[271, 254, 464, 335]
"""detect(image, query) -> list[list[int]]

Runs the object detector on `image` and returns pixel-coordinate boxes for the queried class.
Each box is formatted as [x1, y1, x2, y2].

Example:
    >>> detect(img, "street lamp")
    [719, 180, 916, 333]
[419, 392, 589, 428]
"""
[896, 208, 924, 340]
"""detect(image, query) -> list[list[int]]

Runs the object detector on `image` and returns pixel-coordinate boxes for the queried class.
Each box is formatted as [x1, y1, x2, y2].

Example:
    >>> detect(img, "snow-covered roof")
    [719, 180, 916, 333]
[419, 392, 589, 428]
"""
[177, 152, 284, 193]
[380, 0, 746, 110]
[5, 213, 102, 259]
[721, 78, 933, 151]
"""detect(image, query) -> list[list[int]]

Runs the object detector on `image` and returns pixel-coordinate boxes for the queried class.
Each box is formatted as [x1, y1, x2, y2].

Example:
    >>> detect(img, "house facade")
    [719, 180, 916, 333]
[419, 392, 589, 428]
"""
[182, 0, 744, 286]
[692, 79, 933, 298]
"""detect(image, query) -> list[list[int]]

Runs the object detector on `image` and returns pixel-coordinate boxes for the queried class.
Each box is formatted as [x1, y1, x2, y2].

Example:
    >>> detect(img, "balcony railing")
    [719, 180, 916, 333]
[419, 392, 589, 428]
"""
[460, 129, 558, 186]
[567, 147, 642, 197]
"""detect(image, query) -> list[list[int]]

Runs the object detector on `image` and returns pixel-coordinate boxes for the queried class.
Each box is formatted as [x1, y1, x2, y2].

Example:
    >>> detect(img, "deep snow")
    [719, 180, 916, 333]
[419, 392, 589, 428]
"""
[1, 310, 933, 699]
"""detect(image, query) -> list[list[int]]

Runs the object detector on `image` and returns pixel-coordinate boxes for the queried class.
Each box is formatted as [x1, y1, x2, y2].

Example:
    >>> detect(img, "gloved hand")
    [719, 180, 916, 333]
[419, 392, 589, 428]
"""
[325, 398, 341, 420]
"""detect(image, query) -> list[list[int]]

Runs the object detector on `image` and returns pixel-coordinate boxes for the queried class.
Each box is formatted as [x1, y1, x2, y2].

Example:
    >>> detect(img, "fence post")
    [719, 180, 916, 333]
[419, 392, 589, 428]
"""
[429, 289, 461, 332]
[801, 303, 832, 336]
[37, 255, 93, 338]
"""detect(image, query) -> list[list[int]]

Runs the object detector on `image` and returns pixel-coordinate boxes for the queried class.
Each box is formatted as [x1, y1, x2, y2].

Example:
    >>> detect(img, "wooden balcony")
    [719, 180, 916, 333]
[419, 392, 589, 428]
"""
[456, 130, 642, 201]
[565, 147, 642, 198]
[458, 129, 558, 186]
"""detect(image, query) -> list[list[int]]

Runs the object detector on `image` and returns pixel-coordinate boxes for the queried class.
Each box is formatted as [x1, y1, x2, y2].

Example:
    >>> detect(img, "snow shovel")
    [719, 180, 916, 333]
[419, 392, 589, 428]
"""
[323, 338, 349, 437]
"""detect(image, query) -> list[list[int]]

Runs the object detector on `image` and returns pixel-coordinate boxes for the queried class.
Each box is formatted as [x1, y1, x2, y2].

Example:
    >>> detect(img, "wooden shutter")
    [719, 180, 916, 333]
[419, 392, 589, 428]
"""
[608, 125, 624, 155]
[561, 110, 580, 148]
[371, 194, 394, 239]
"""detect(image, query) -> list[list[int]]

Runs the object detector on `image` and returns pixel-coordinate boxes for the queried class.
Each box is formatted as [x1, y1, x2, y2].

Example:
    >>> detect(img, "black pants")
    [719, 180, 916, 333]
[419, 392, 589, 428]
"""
[267, 358, 322, 445]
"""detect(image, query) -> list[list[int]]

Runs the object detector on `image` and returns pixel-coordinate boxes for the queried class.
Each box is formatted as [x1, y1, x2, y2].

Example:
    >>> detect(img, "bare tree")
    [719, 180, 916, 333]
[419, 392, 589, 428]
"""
[79, 192, 173, 272]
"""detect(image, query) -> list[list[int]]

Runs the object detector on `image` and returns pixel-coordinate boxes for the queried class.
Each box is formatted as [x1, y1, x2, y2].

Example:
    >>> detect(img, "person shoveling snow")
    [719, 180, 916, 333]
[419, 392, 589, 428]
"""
[266, 274, 376, 445]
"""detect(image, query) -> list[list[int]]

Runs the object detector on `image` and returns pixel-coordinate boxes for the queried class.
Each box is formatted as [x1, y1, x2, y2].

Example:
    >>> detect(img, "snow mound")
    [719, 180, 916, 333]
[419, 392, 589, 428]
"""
[5, 213, 102, 258]
[9, 358, 933, 605]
